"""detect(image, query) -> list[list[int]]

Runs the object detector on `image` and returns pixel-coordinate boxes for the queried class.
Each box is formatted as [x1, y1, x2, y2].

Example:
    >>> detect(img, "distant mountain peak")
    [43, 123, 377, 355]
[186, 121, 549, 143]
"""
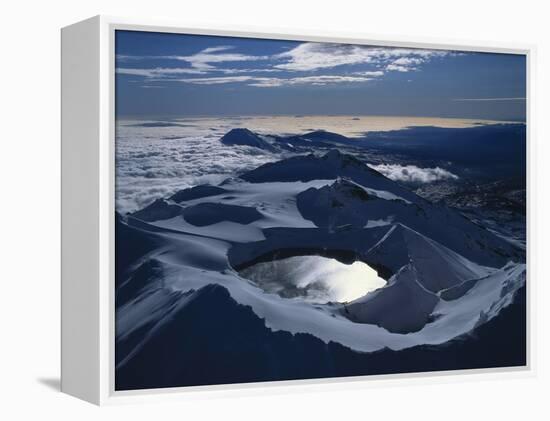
[220, 128, 276, 151]
[240, 149, 392, 187]
[301, 130, 351, 143]
[321, 149, 364, 168]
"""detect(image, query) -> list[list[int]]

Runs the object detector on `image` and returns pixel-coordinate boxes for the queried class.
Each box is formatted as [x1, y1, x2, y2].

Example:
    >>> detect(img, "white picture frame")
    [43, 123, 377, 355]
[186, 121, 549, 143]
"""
[61, 15, 534, 405]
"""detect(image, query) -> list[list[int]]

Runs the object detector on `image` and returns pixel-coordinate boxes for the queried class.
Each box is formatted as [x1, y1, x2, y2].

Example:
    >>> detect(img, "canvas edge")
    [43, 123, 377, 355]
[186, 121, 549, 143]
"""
[61, 15, 102, 405]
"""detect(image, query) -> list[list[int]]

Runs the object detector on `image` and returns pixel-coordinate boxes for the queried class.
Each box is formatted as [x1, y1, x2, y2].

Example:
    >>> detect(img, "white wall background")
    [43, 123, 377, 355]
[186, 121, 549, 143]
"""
[0, 0, 548, 419]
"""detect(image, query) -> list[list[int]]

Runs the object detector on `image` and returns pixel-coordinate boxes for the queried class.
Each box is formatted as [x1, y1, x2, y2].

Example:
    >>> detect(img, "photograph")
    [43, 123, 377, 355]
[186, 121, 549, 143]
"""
[114, 29, 527, 391]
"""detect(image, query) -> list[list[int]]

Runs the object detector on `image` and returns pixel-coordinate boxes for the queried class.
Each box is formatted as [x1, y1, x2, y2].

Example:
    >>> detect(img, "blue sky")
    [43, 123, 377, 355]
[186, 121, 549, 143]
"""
[115, 30, 526, 121]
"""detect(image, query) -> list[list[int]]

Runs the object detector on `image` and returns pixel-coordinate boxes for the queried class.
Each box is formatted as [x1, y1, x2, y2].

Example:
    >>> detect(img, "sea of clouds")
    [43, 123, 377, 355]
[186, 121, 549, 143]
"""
[116, 117, 463, 214]
[115, 119, 279, 214]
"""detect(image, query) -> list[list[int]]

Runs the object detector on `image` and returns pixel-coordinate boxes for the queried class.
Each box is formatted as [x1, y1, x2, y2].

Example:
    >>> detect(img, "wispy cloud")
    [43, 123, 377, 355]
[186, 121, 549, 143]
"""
[384, 56, 426, 72]
[116, 67, 207, 77]
[274, 43, 449, 71]
[200, 46, 234, 54]
[166, 76, 260, 85]
[117, 46, 268, 71]
[392, 57, 424, 66]
[172, 51, 268, 70]
[452, 97, 526, 101]
[352, 70, 385, 77]
[166, 74, 375, 87]
[116, 54, 148, 61]
[116, 42, 454, 88]
[116, 66, 284, 78]
[249, 75, 375, 87]
[385, 64, 414, 72]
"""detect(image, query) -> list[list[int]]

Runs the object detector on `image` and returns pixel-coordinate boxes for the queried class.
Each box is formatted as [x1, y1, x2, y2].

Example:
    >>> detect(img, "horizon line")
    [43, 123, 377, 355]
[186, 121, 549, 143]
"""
[115, 114, 526, 123]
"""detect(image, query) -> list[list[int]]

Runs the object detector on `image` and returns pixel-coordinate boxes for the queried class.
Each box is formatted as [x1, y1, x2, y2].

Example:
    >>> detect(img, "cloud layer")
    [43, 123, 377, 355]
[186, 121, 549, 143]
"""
[369, 164, 459, 184]
[115, 118, 279, 214]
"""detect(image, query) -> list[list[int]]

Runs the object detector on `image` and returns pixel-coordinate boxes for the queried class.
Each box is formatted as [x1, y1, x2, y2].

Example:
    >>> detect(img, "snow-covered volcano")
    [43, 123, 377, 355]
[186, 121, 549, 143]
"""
[115, 146, 526, 389]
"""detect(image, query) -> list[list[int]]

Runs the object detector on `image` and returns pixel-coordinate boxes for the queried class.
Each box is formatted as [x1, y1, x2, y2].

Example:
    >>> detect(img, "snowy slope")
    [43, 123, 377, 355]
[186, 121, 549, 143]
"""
[245, 152, 522, 268]
[343, 264, 439, 333]
[241, 149, 420, 203]
[363, 223, 493, 292]
[118, 147, 526, 369]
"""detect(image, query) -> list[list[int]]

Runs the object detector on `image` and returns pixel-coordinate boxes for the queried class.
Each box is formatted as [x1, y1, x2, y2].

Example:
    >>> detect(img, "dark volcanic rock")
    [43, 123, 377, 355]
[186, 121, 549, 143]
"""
[182, 202, 263, 226]
[131, 199, 181, 222]
[170, 185, 227, 203]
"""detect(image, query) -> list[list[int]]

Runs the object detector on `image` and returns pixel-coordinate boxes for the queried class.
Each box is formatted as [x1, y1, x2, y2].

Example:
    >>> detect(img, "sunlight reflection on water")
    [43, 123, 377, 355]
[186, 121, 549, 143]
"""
[239, 255, 387, 304]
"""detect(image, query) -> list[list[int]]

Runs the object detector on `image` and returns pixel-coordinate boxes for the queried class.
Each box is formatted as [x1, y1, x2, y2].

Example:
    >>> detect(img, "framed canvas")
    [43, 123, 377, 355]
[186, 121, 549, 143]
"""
[61, 15, 532, 405]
